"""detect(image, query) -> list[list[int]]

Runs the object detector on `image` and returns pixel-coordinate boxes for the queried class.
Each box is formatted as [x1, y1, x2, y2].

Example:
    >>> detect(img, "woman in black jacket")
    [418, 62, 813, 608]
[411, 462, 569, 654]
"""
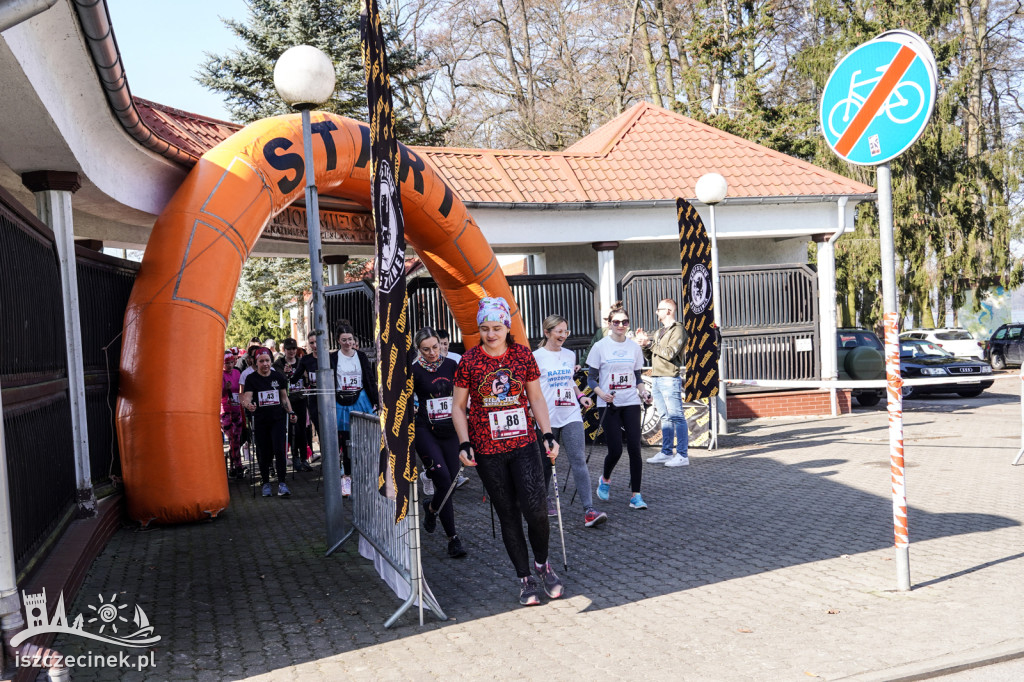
[329, 321, 379, 496]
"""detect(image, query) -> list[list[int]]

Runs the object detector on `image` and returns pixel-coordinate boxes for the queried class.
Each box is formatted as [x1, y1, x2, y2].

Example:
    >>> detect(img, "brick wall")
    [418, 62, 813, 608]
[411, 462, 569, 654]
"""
[727, 389, 852, 419]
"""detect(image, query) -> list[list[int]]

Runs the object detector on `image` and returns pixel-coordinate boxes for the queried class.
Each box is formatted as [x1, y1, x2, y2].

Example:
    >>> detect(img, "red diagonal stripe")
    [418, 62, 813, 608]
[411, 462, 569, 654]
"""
[835, 45, 917, 156]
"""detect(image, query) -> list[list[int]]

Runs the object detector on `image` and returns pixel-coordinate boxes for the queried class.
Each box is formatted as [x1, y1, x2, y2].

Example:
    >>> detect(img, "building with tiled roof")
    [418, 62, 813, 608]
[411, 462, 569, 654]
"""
[0, 0, 875, 405]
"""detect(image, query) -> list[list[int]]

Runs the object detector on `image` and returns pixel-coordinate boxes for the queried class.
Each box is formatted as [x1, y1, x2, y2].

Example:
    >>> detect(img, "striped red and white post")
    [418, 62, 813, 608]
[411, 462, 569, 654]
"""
[1014, 367, 1024, 466]
[884, 312, 910, 590]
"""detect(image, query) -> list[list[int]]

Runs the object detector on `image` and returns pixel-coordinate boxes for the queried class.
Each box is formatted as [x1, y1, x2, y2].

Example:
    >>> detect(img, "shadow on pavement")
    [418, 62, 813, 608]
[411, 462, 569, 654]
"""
[52, 407, 1020, 679]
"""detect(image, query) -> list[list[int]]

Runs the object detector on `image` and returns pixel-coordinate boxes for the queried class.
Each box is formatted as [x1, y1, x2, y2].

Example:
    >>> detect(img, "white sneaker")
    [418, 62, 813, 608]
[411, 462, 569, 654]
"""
[341, 475, 352, 496]
[455, 473, 470, 489]
[665, 454, 690, 467]
[647, 452, 673, 464]
[421, 472, 435, 496]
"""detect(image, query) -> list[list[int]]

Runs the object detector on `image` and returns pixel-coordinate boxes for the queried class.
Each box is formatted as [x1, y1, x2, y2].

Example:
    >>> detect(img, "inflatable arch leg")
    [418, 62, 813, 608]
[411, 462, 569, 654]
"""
[116, 113, 526, 524]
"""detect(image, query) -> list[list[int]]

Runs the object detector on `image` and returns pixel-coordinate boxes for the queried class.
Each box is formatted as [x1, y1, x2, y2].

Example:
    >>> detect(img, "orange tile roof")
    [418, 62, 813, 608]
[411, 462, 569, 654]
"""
[139, 98, 874, 203]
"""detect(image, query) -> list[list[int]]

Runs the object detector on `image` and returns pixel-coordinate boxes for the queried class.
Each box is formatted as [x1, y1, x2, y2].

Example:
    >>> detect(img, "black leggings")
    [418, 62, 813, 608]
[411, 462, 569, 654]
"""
[602, 404, 643, 493]
[415, 424, 460, 537]
[475, 442, 549, 578]
[253, 414, 287, 485]
[289, 399, 308, 466]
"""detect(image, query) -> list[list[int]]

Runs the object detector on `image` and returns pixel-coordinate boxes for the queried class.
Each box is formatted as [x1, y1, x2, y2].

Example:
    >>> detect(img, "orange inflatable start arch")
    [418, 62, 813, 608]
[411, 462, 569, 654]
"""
[117, 113, 526, 524]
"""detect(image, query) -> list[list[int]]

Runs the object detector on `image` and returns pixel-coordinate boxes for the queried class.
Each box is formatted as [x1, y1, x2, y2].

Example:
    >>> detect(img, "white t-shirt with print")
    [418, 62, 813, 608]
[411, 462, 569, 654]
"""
[533, 347, 582, 428]
[585, 336, 644, 407]
[335, 352, 363, 392]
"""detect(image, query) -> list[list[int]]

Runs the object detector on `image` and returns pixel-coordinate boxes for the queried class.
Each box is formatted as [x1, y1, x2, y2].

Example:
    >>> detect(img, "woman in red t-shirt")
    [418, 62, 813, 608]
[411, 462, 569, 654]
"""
[453, 297, 562, 606]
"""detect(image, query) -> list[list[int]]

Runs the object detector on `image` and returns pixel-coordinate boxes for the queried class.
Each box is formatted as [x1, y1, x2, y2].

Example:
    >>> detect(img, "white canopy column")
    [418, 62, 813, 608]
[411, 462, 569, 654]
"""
[592, 241, 619, 323]
[22, 170, 95, 516]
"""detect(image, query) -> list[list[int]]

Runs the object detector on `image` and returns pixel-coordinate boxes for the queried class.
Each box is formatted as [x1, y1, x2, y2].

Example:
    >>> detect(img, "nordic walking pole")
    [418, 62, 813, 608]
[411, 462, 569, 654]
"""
[431, 465, 465, 519]
[571, 392, 613, 506]
[549, 460, 569, 572]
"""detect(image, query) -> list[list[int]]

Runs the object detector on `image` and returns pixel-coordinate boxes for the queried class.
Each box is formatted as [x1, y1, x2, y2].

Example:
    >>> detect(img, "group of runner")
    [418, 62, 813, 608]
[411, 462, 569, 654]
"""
[219, 294, 688, 607]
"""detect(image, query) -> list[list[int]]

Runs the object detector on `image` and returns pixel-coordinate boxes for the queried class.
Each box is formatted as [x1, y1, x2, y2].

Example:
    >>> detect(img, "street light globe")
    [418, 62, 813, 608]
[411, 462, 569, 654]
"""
[695, 173, 728, 205]
[274, 45, 336, 109]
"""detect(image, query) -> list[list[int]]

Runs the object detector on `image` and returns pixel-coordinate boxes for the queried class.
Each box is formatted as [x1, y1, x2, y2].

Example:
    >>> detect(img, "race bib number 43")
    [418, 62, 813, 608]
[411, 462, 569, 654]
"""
[489, 407, 527, 440]
[427, 396, 452, 422]
[609, 372, 633, 390]
[258, 390, 280, 406]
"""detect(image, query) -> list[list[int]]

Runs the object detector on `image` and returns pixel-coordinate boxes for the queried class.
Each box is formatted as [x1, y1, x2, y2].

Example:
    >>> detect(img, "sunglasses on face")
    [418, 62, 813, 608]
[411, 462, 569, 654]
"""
[610, 319, 630, 326]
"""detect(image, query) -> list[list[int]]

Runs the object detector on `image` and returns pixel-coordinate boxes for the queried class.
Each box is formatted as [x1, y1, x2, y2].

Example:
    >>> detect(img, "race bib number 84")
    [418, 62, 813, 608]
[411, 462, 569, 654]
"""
[609, 372, 633, 390]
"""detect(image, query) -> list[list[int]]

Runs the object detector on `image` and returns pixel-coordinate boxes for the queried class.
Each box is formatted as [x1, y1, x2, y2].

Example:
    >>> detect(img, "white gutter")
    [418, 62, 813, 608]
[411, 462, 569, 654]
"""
[0, 0, 58, 33]
[462, 193, 877, 211]
[827, 197, 850, 416]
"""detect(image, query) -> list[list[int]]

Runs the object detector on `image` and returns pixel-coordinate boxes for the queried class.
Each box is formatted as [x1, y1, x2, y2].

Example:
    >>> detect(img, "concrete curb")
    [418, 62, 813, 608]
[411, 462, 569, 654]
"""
[839, 640, 1024, 681]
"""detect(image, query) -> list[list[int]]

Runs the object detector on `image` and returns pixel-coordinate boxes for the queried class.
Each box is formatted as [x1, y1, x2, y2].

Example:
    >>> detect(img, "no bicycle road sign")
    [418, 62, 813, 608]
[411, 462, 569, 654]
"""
[820, 30, 937, 166]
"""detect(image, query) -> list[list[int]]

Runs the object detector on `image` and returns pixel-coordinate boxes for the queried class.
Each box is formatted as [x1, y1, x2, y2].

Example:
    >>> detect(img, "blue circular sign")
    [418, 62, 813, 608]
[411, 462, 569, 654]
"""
[820, 35, 936, 165]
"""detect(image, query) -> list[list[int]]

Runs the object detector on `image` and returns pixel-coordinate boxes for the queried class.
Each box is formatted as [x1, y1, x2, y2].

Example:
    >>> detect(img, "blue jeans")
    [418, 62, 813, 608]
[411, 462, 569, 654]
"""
[651, 375, 687, 457]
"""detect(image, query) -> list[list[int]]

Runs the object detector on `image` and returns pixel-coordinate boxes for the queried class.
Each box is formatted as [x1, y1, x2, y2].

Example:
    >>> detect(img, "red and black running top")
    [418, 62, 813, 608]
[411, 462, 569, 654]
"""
[454, 343, 540, 454]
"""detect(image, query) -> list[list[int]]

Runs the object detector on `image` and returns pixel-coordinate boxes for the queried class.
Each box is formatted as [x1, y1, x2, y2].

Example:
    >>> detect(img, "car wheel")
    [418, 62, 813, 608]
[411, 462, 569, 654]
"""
[957, 388, 983, 398]
[856, 392, 881, 407]
[900, 384, 915, 398]
[990, 353, 1006, 370]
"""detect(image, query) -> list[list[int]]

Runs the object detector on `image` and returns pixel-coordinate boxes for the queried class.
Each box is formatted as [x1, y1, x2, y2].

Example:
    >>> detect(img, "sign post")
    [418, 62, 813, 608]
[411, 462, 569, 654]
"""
[820, 30, 936, 592]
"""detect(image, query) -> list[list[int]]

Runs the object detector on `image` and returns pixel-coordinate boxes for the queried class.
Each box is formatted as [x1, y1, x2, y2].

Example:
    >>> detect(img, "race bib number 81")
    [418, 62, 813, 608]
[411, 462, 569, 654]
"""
[489, 407, 527, 440]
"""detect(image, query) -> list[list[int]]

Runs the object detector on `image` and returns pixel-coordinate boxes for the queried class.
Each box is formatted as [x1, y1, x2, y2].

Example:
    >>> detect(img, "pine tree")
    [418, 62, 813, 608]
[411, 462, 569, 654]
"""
[197, 0, 445, 145]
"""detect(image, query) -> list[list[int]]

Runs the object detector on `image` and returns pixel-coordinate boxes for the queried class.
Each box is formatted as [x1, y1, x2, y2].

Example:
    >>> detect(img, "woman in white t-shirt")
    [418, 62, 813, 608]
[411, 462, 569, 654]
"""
[534, 315, 608, 528]
[329, 321, 379, 496]
[586, 302, 651, 510]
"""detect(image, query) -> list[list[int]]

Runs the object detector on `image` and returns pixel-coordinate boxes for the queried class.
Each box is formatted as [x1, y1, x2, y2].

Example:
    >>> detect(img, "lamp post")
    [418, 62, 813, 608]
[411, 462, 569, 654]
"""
[274, 46, 349, 555]
[695, 173, 728, 445]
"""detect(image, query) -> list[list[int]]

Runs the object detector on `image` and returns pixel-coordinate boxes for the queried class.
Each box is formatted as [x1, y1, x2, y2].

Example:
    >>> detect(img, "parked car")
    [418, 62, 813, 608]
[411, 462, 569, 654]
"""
[899, 339, 994, 398]
[836, 328, 885, 406]
[986, 323, 1024, 370]
[899, 328, 984, 360]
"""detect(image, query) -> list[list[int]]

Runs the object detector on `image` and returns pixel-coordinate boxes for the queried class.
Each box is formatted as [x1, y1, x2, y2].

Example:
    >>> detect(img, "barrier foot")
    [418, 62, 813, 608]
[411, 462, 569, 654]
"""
[1013, 448, 1023, 466]
[325, 527, 355, 558]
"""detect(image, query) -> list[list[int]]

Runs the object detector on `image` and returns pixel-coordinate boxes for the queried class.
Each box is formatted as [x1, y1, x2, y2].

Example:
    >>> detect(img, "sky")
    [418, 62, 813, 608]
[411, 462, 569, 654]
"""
[106, 0, 249, 120]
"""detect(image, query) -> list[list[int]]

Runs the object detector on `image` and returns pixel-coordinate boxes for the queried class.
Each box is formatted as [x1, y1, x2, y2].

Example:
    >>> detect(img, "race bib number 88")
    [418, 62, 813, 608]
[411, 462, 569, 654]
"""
[489, 407, 527, 440]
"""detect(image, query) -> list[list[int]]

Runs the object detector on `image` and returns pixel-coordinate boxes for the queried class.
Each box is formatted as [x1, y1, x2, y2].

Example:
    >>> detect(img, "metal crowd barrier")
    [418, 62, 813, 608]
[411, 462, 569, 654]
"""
[348, 412, 446, 626]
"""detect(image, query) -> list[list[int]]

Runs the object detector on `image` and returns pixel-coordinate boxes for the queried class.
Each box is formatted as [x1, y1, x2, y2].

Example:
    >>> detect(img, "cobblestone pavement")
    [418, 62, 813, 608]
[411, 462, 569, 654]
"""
[52, 382, 1024, 681]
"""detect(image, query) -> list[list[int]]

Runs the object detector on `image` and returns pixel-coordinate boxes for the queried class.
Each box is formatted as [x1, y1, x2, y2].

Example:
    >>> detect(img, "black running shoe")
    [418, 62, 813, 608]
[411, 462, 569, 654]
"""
[447, 535, 467, 558]
[534, 562, 564, 599]
[422, 499, 437, 534]
[519, 576, 542, 606]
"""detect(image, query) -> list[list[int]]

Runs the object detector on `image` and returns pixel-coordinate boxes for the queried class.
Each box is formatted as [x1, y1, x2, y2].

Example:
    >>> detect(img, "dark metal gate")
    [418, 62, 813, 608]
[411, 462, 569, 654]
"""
[325, 273, 598, 361]
[619, 264, 819, 389]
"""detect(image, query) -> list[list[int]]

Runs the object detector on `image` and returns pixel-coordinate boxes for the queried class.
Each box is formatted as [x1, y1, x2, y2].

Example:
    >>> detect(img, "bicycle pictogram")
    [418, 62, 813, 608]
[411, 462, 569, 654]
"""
[826, 63, 925, 139]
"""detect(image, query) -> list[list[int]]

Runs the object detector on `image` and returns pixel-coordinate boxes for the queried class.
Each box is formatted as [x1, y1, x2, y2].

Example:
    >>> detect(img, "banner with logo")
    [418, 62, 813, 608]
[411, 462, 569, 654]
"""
[677, 198, 719, 402]
[362, 0, 415, 521]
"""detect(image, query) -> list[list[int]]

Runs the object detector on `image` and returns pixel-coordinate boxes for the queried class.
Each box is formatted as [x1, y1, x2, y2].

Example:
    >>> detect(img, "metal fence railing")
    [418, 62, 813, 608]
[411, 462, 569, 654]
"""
[76, 248, 138, 485]
[324, 281, 376, 358]
[1, 184, 137, 575]
[619, 264, 820, 391]
[349, 412, 445, 627]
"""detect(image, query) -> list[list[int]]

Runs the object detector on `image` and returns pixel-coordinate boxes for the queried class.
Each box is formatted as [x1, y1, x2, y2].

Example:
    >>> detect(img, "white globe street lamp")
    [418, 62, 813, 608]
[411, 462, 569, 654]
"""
[274, 46, 350, 554]
[696, 172, 728, 444]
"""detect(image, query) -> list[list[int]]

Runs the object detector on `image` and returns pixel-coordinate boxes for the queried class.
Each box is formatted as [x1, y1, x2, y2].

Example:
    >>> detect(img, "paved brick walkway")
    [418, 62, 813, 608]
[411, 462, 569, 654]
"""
[51, 383, 1024, 680]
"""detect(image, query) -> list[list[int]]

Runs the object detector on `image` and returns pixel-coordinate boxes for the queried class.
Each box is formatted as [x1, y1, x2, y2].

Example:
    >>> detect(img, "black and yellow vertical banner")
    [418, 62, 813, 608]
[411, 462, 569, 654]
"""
[677, 198, 719, 402]
[362, 0, 415, 521]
